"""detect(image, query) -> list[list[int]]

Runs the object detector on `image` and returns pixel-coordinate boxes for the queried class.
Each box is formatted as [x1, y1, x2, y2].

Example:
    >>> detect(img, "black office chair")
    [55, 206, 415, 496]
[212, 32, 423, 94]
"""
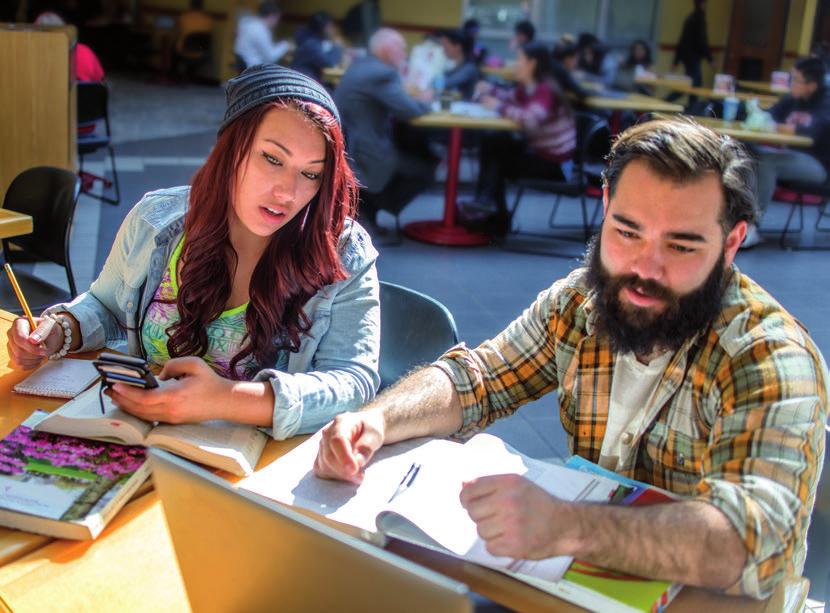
[503, 112, 610, 257]
[804, 425, 830, 602]
[0, 167, 81, 314]
[773, 179, 830, 250]
[77, 81, 121, 205]
[378, 281, 459, 390]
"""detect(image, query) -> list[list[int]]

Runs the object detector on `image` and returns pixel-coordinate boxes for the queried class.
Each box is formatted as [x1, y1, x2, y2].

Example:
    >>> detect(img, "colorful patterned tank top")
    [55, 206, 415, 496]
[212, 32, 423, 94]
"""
[141, 238, 257, 380]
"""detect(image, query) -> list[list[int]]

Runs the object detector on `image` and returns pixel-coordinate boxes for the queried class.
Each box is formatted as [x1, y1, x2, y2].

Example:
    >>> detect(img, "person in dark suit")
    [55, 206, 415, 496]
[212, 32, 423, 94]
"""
[291, 11, 343, 82]
[334, 28, 436, 226]
[673, 0, 712, 87]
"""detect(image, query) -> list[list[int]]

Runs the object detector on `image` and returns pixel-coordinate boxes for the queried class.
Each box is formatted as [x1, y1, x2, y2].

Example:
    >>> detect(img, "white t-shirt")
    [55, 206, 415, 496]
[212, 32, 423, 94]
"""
[599, 351, 673, 471]
[234, 15, 290, 68]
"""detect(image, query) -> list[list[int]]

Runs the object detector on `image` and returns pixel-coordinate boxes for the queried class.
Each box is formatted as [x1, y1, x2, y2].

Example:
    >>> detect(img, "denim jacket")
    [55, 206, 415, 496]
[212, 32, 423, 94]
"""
[46, 186, 381, 439]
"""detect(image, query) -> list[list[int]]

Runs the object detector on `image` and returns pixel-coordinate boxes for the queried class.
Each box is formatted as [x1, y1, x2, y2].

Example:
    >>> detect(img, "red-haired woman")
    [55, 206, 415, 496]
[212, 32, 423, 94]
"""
[7, 65, 380, 439]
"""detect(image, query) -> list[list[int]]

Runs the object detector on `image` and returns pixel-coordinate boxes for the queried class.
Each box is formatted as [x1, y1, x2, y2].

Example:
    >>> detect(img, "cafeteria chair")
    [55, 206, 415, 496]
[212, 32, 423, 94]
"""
[0, 167, 81, 313]
[803, 424, 830, 602]
[378, 281, 459, 390]
[77, 81, 121, 205]
[503, 112, 610, 257]
[773, 179, 830, 250]
[174, 31, 212, 81]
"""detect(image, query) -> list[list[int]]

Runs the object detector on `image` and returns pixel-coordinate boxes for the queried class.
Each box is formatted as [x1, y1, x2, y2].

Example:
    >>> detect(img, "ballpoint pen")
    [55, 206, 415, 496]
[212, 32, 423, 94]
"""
[388, 462, 421, 503]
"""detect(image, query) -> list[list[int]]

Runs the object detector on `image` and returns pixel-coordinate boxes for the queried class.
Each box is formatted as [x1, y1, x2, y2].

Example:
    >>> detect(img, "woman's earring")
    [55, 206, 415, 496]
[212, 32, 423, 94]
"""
[300, 203, 311, 231]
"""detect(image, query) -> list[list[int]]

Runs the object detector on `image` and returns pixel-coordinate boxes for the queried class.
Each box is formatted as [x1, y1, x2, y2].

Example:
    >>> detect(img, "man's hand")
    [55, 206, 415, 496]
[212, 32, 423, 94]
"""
[106, 356, 232, 423]
[313, 410, 386, 484]
[460, 474, 564, 559]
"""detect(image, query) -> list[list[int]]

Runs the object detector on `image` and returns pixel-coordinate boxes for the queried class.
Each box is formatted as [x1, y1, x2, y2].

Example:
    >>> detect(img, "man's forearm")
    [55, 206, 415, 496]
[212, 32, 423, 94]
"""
[363, 366, 463, 444]
[557, 500, 746, 589]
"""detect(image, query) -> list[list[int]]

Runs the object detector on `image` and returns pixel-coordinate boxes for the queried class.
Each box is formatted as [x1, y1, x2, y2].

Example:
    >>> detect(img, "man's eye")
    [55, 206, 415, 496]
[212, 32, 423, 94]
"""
[670, 244, 695, 253]
[617, 229, 637, 239]
[262, 152, 281, 166]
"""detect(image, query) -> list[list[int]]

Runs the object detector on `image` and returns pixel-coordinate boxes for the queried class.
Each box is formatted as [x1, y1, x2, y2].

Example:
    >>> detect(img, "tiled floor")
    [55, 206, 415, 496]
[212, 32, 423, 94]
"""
[22, 74, 830, 604]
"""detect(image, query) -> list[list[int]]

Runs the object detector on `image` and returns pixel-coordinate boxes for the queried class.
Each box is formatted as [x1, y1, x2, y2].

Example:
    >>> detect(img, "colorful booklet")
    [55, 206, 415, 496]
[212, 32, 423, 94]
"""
[0, 411, 150, 540]
[530, 455, 683, 613]
[34, 385, 267, 477]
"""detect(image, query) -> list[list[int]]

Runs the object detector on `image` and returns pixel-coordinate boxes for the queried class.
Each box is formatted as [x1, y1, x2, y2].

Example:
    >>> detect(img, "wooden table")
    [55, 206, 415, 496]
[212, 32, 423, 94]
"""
[0, 310, 811, 612]
[481, 65, 515, 81]
[322, 66, 345, 86]
[692, 116, 814, 147]
[738, 80, 790, 96]
[406, 110, 519, 246]
[635, 76, 779, 108]
[582, 92, 684, 133]
[0, 210, 33, 240]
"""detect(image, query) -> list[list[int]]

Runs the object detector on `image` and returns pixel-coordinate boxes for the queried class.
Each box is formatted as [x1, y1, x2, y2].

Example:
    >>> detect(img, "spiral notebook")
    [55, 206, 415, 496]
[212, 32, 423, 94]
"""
[13, 358, 100, 399]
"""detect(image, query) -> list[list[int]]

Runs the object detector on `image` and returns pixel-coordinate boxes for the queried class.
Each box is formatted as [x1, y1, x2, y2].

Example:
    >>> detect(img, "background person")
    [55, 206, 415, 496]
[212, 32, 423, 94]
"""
[673, 0, 713, 88]
[291, 11, 344, 83]
[8, 65, 381, 440]
[438, 28, 479, 100]
[314, 118, 828, 601]
[334, 28, 436, 227]
[471, 41, 576, 235]
[746, 56, 830, 247]
[234, 1, 291, 69]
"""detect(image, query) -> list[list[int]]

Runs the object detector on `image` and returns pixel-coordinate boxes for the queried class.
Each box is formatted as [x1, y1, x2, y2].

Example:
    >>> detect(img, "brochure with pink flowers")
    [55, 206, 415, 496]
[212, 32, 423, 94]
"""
[0, 411, 150, 540]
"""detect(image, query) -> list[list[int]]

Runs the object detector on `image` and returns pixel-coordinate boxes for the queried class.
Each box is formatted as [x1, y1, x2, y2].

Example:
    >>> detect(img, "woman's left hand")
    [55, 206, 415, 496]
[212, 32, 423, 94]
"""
[107, 357, 233, 424]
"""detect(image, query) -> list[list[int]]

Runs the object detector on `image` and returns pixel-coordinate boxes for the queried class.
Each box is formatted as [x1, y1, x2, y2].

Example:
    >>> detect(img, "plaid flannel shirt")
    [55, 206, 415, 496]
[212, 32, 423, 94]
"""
[434, 266, 827, 599]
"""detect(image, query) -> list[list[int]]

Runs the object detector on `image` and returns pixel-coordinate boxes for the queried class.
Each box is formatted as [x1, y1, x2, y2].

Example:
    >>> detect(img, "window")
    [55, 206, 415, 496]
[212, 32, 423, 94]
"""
[464, 0, 657, 53]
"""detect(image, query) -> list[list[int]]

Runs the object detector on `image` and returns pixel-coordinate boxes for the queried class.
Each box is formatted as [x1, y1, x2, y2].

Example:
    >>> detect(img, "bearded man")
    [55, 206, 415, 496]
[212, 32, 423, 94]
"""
[313, 118, 828, 599]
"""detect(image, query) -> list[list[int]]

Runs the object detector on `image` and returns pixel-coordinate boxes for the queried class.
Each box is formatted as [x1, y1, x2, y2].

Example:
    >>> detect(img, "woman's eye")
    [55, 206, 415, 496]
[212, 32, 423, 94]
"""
[302, 171, 321, 181]
[262, 152, 281, 166]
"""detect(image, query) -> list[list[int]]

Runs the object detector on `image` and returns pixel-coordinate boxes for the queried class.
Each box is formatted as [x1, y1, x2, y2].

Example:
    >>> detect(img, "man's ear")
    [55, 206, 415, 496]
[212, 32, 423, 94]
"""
[724, 220, 747, 266]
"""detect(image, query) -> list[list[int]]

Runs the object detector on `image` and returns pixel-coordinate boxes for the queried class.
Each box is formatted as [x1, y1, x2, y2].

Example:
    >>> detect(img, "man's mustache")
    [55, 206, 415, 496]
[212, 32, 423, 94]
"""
[614, 275, 675, 302]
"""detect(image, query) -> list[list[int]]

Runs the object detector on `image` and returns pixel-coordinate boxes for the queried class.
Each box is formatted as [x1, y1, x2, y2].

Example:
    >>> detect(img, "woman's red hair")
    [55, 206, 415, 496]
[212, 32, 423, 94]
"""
[167, 100, 357, 378]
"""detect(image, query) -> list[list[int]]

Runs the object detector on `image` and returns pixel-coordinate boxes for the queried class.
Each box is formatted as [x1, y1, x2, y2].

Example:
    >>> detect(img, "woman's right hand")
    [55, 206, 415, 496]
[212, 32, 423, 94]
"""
[7, 316, 65, 370]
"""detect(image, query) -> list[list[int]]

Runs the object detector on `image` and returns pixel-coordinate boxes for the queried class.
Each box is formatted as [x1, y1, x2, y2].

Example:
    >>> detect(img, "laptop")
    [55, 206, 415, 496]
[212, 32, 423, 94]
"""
[150, 450, 473, 613]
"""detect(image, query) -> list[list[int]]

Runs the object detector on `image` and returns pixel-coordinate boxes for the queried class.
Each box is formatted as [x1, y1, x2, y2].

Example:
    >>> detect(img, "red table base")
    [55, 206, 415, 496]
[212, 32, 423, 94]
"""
[403, 126, 490, 246]
[403, 220, 490, 246]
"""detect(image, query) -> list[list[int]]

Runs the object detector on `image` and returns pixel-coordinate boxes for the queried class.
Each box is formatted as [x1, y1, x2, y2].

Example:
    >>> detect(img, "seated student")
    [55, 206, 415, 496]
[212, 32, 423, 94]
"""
[438, 28, 479, 100]
[34, 11, 105, 82]
[234, 1, 292, 69]
[745, 55, 830, 247]
[613, 39, 654, 94]
[291, 11, 344, 83]
[334, 28, 435, 227]
[7, 65, 380, 440]
[315, 118, 828, 600]
[462, 18, 487, 66]
[576, 32, 619, 88]
[551, 37, 590, 101]
[471, 41, 576, 235]
[511, 19, 535, 48]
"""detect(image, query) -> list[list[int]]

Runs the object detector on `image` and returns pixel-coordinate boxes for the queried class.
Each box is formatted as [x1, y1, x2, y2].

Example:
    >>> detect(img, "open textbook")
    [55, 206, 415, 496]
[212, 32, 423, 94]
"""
[34, 385, 266, 476]
[239, 432, 619, 585]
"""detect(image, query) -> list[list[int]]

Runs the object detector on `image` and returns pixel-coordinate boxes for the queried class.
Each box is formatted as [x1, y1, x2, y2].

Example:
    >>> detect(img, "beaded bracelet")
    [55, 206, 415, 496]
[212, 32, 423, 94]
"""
[47, 313, 72, 360]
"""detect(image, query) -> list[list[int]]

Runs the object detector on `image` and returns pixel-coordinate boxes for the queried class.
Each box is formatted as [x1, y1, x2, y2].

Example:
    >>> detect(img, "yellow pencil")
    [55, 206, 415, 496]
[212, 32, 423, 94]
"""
[4, 263, 37, 332]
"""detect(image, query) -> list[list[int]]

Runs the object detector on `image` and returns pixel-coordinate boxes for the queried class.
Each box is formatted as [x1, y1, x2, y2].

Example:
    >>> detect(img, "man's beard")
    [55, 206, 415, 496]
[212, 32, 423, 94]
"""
[584, 235, 728, 356]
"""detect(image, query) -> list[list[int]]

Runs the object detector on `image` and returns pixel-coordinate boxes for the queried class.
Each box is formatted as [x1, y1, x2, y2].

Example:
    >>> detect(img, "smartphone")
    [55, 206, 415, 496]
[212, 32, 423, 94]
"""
[93, 352, 159, 390]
